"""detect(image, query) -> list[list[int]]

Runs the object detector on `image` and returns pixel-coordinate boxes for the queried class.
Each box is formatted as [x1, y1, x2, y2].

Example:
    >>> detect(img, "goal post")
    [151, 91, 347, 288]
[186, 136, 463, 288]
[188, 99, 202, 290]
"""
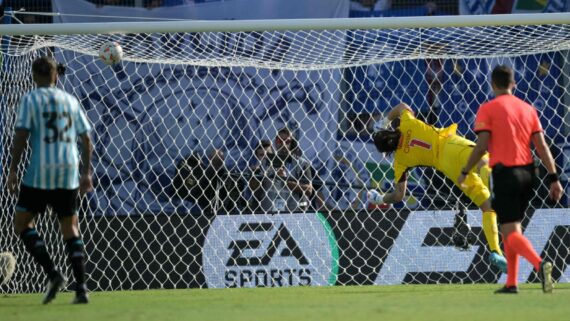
[1, 13, 570, 293]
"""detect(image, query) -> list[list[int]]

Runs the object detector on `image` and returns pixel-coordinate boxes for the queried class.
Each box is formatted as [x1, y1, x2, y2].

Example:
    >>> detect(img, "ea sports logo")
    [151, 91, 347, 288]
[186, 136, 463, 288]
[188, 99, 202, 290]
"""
[202, 213, 337, 288]
[225, 222, 309, 267]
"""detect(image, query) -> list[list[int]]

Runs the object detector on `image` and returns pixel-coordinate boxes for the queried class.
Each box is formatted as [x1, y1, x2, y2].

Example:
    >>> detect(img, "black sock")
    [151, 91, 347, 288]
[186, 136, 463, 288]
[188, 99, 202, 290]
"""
[65, 237, 86, 294]
[19, 228, 58, 279]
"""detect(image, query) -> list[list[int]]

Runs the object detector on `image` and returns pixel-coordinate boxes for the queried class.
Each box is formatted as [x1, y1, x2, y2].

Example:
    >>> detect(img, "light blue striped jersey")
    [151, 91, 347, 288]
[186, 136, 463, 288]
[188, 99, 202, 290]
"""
[15, 87, 92, 190]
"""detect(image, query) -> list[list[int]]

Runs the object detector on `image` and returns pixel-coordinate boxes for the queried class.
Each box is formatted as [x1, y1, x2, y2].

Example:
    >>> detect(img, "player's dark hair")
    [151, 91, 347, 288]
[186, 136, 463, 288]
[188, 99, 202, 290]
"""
[373, 129, 401, 154]
[32, 56, 58, 78]
[491, 65, 514, 89]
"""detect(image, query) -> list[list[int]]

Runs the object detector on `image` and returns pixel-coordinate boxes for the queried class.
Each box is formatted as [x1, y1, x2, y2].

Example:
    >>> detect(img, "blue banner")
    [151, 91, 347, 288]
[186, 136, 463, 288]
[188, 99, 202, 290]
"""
[54, 55, 341, 216]
[52, 0, 347, 216]
[344, 59, 430, 115]
[437, 54, 565, 140]
[436, 59, 487, 139]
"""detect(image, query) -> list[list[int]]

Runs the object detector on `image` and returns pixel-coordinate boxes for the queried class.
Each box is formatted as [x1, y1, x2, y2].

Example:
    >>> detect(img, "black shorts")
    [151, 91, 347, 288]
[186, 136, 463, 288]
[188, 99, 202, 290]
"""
[491, 163, 536, 224]
[16, 185, 79, 218]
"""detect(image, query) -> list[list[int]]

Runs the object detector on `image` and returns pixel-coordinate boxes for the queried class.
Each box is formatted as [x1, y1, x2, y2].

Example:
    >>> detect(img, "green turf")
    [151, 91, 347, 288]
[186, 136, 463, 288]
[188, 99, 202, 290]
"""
[2, 283, 570, 321]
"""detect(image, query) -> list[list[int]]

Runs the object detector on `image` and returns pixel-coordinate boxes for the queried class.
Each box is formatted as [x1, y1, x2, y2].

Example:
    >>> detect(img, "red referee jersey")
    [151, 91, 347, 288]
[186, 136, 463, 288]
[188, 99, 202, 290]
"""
[474, 94, 542, 167]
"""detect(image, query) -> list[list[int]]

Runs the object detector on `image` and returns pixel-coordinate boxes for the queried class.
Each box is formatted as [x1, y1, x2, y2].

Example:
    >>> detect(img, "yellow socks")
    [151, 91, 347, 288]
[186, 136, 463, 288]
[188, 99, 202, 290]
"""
[482, 210, 502, 255]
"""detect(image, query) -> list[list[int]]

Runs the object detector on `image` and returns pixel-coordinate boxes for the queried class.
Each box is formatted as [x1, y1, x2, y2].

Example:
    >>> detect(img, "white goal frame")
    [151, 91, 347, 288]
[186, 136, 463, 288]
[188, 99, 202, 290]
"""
[1, 13, 569, 293]
[1, 12, 570, 35]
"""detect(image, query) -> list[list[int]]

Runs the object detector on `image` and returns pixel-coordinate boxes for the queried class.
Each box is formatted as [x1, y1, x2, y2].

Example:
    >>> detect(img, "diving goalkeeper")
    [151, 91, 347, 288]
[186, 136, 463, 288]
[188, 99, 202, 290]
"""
[367, 102, 506, 272]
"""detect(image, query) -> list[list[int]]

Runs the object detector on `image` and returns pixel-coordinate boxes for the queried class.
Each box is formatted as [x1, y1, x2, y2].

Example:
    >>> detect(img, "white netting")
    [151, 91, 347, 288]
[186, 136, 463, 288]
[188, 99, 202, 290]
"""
[5, 24, 570, 67]
[1, 19, 570, 293]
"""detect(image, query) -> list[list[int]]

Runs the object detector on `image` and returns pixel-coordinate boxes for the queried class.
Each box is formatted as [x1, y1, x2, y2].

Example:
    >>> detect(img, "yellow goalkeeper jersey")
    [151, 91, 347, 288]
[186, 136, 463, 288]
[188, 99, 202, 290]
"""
[393, 110, 457, 182]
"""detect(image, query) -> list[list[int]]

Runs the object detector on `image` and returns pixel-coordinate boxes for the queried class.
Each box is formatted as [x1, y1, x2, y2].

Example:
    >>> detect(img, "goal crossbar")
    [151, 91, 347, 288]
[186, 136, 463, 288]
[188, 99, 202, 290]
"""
[1, 12, 570, 36]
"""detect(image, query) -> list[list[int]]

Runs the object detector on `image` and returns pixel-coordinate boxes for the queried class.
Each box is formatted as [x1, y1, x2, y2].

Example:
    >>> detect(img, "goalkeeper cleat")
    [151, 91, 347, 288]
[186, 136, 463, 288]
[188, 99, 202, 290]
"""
[72, 292, 89, 304]
[538, 260, 554, 294]
[42, 272, 67, 304]
[494, 286, 518, 294]
[489, 251, 507, 273]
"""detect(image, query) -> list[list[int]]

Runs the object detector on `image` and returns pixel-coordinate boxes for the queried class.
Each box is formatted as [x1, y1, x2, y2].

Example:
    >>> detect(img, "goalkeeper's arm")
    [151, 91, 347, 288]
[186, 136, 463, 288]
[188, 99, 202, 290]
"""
[374, 102, 414, 131]
[386, 102, 414, 122]
[368, 180, 407, 205]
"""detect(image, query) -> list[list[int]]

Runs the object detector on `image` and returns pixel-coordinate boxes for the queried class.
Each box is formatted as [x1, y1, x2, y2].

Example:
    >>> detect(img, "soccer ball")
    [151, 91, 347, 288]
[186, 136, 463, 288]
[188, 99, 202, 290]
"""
[99, 41, 123, 65]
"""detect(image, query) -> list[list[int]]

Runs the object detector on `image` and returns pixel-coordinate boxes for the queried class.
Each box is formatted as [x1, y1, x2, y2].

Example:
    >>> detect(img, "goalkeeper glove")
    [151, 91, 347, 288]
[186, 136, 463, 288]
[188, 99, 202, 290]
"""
[367, 190, 385, 205]
[373, 117, 391, 132]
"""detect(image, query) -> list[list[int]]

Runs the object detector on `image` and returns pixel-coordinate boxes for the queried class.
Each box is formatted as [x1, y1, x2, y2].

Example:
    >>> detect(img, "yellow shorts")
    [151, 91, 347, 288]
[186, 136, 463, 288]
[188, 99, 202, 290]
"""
[437, 135, 491, 207]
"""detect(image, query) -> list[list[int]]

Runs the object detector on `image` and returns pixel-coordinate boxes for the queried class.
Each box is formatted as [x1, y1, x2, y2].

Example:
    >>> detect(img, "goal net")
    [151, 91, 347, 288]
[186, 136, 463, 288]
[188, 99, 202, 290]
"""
[1, 15, 570, 293]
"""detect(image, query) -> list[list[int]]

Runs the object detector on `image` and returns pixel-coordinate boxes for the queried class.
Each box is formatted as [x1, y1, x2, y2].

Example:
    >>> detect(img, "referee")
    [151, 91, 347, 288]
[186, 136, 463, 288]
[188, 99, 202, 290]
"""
[458, 65, 563, 294]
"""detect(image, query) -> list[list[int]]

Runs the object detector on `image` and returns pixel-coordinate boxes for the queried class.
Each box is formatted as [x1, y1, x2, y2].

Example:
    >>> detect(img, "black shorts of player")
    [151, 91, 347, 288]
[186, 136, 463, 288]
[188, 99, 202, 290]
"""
[491, 163, 536, 225]
[16, 185, 79, 218]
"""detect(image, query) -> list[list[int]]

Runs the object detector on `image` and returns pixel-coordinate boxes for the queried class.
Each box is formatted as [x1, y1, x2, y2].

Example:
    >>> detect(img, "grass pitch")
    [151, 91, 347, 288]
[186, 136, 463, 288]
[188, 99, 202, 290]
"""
[2, 283, 570, 321]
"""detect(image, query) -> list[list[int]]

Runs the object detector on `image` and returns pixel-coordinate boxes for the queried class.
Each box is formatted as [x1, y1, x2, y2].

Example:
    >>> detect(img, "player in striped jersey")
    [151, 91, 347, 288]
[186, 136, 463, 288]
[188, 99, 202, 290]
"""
[367, 102, 507, 273]
[7, 56, 93, 304]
